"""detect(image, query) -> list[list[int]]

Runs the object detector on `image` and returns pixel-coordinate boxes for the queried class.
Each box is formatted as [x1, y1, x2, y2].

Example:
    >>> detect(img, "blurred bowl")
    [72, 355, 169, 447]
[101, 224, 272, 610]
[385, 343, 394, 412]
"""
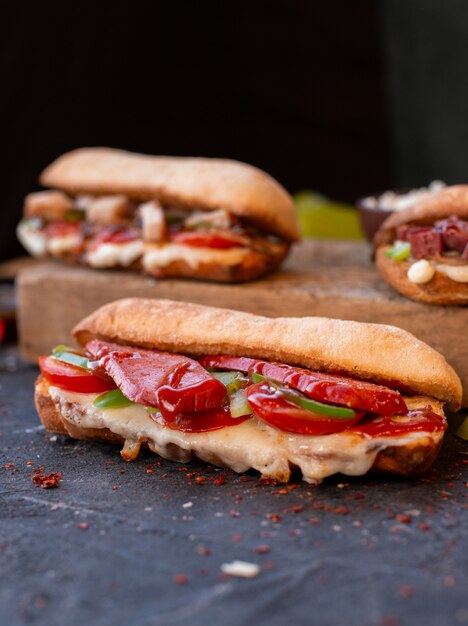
[356, 197, 393, 242]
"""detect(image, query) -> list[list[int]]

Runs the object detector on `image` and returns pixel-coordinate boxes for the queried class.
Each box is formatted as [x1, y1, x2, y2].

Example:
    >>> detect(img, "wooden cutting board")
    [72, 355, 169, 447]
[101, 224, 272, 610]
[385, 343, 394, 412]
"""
[16, 240, 468, 406]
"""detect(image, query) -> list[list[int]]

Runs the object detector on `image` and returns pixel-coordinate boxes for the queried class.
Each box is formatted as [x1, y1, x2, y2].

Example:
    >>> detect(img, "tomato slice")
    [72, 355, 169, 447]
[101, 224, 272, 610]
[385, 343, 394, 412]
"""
[150, 404, 250, 433]
[200, 356, 407, 417]
[170, 231, 245, 249]
[245, 382, 364, 435]
[351, 408, 447, 437]
[42, 221, 81, 238]
[39, 356, 117, 393]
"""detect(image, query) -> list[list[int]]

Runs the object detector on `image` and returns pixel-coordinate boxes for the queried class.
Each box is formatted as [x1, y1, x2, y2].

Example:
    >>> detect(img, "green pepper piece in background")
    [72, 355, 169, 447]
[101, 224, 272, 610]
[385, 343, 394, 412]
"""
[384, 241, 411, 262]
[294, 191, 364, 240]
[250, 373, 356, 419]
[93, 389, 135, 409]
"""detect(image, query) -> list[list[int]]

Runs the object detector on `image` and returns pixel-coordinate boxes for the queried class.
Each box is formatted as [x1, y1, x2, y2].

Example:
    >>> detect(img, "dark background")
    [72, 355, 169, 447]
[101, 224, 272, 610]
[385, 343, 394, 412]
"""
[1, 0, 468, 261]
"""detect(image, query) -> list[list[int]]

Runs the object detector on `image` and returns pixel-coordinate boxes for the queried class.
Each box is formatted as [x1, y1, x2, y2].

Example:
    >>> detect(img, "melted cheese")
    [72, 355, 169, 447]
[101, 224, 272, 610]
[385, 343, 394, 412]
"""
[48, 387, 441, 484]
[435, 263, 468, 283]
[143, 243, 249, 271]
[87, 241, 144, 268]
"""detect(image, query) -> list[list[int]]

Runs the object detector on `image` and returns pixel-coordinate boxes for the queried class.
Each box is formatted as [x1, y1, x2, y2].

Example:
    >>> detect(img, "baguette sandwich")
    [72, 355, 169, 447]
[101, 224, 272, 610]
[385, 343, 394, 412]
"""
[18, 148, 300, 282]
[35, 298, 462, 484]
[374, 185, 468, 305]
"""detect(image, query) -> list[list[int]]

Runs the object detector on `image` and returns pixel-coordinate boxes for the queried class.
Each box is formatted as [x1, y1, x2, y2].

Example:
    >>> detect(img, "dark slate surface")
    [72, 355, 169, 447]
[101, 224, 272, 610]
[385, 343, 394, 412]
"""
[1, 350, 467, 626]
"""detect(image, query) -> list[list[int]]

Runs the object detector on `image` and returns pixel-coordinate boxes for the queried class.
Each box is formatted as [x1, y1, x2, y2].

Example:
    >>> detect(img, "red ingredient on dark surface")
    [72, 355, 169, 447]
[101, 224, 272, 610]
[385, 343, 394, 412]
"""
[200, 355, 408, 416]
[170, 231, 245, 249]
[0, 319, 5, 343]
[32, 472, 62, 489]
[150, 404, 249, 433]
[39, 355, 116, 394]
[245, 382, 364, 435]
[42, 220, 81, 239]
[86, 340, 227, 420]
[89, 225, 139, 247]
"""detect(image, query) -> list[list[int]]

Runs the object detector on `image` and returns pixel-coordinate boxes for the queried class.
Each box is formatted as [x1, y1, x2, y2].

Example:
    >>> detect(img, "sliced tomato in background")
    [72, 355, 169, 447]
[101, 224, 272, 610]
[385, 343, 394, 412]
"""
[39, 356, 117, 394]
[42, 221, 81, 238]
[150, 404, 250, 433]
[244, 382, 363, 435]
[170, 231, 245, 249]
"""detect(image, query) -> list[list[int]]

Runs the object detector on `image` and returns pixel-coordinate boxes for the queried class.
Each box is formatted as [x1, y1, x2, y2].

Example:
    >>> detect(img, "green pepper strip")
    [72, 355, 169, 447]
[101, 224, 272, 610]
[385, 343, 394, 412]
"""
[212, 370, 248, 395]
[93, 389, 135, 409]
[384, 241, 411, 262]
[52, 349, 90, 370]
[250, 373, 356, 419]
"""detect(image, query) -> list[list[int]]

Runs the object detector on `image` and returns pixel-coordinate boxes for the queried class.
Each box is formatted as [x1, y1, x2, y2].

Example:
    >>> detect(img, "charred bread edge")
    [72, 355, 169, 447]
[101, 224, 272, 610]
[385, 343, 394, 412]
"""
[39, 147, 300, 242]
[374, 185, 468, 248]
[72, 298, 462, 410]
[375, 247, 468, 306]
[35, 378, 445, 478]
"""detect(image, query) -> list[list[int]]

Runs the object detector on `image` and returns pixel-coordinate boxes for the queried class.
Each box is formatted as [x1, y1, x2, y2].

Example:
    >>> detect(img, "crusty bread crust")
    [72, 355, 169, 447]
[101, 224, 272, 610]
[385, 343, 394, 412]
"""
[73, 298, 462, 409]
[39, 148, 300, 242]
[374, 185, 468, 248]
[376, 247, 468, 306]
[34, 377, 444, 479]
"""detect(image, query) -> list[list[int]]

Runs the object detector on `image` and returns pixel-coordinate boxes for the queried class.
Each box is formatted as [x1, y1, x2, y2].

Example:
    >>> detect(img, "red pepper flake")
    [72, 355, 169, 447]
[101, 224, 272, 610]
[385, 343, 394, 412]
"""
[379, 616, 399, 626]
[195, 476, 206, 484]
[255, 544, 271, 554]
[5, 463, 14, 468]
[214, 474, 226, 486]
[196, 546, 211, 557]
[146, 469, 154, 474]
[444, 575, 455, 588]
[230, 510, 240, 518]
[178, 467, 188, 471]
[418, 523, 430, 532]
[232, 534, 242, 542]
[355, 492, 365, 500]
[266, 513, 281, 523]
[290, 505, 304, 513]
[32, 472, 62, 489]
[333, 506, 350, 516]
[399, 585, 415, 598]
[309, 517, 320, 525]
[263, 560, 275, 570]
[26, 461, 33, 466]
[395, 514, 412, 524]
[240, 476, 252, 482]
[77, 522, 89, 530]
[111, 485, 118, 491]
[173, 574, 187, 585]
